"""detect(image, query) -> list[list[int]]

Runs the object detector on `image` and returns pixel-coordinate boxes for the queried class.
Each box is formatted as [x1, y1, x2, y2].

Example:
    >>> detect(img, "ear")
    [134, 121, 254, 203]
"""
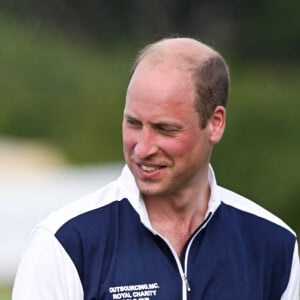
[208, 106, 226, 144]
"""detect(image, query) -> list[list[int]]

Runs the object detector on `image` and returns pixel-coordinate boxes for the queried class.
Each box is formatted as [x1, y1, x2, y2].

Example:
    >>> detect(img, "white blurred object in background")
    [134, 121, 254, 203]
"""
[0, 136, 122, 284]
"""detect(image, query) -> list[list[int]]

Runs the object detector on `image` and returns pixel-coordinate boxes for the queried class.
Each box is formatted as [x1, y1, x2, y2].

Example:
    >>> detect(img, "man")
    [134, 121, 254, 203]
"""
[13, 37, 299, 299]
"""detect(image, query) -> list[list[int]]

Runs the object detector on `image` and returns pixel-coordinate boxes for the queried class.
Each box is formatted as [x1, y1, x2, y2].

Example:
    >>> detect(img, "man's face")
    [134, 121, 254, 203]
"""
[122, 61, 213, 199]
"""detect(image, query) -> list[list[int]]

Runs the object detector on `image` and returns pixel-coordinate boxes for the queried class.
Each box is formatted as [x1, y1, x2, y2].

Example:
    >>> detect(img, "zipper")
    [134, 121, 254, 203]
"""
[140, 197, 192, 298]
[146, 210, 213, 299]
[156, 237, 190, 300]
[182, 212, 213, 298]
[183, 273, 191, 292]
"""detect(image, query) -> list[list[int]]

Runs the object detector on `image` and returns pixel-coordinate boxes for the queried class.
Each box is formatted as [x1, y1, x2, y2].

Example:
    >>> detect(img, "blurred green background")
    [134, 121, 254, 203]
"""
[1, 1, 299, 298]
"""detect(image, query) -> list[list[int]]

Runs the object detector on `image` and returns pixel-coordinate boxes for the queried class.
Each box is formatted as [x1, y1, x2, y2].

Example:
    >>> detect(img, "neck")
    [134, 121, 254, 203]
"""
[144, 179, 210, 257]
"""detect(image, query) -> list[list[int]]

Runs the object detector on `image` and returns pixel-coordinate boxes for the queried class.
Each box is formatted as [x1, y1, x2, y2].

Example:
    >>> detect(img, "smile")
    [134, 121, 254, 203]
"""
[141, 165, 160, 172]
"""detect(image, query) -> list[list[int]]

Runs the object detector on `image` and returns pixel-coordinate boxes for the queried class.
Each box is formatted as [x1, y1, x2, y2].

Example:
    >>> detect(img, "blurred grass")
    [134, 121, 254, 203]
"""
[0, 13, 299, 236]
[0, 14, 134, 163]
[212, 62, 300, 233]
[0, 285, 12, 300]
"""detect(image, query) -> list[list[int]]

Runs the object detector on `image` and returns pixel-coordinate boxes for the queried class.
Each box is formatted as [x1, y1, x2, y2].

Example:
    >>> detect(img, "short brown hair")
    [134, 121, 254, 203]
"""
[191, 54, 230, 128]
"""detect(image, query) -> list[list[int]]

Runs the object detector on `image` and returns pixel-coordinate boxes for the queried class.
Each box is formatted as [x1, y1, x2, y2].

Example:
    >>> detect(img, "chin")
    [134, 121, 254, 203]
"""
[135, 181, 163, 197]
[137, 182, 175, 198]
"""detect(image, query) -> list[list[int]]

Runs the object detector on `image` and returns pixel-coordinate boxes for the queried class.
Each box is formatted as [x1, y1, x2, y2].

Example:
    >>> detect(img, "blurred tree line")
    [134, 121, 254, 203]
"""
[1, 0, 300, 60]
[0, 0, 299, 231]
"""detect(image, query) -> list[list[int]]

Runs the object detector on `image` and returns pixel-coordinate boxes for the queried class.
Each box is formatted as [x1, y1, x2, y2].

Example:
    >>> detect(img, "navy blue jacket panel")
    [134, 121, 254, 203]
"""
[55, 199, 182, 300]
[55, 198, 296, 300]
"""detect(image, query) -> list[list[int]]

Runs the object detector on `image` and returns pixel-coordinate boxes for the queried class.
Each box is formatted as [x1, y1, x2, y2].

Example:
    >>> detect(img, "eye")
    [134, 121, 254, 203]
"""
[156, 125, 179, 136]
[126, 117, 142, 128]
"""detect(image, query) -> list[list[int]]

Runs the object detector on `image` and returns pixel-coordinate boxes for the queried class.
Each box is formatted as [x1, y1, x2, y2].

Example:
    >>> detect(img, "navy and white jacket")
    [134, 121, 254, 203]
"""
[13, 165, 300, 300]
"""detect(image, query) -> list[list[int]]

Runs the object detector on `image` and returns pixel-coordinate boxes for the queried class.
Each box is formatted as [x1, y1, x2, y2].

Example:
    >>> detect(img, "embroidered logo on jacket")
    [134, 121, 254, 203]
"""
[109, 282, 160, 300]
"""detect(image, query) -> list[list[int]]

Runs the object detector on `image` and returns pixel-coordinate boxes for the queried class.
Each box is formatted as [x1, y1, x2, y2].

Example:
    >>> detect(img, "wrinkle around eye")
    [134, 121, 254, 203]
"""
[125, 117, 143, 129]
[156, 126, 181, 136]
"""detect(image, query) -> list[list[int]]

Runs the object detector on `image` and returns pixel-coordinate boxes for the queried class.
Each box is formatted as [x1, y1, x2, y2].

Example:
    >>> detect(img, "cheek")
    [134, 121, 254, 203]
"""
[169, 133, 207, 159]
[122, 127, 135, 152]
[162, 137, 191, 157]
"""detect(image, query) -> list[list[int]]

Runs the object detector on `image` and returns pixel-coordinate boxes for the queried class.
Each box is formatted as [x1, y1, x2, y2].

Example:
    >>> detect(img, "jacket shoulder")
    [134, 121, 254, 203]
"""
[217, 186, 296, 237]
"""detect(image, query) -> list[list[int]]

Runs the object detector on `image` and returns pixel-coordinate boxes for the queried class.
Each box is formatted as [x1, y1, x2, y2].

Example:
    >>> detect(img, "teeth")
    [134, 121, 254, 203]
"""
[141, 165, 158, 172]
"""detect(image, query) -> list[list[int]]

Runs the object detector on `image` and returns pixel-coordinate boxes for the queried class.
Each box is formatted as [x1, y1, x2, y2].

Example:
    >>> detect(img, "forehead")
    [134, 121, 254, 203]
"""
[125, 60, 198, 122]
[127, 60, 194, 102]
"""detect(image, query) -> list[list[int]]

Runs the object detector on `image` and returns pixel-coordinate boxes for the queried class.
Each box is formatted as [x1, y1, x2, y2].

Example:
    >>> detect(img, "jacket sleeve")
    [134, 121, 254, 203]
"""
[12, 226, 83, 300]
[281, 240, 300, 300]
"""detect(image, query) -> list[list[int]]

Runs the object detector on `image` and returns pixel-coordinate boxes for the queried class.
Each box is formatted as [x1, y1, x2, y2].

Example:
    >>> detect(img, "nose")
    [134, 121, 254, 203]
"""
[134, 128, 158, 159]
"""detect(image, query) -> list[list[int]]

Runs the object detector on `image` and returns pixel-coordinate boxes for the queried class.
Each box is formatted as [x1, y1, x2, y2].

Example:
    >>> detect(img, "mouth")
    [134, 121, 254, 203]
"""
[130, 156, 170, 176]
[129, 160, 170, 181]
[140, 164, 161, 172]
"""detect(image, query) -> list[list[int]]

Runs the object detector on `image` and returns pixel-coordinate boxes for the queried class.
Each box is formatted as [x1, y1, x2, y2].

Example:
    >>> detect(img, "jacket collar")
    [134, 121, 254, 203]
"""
[118, 164, 222, 229]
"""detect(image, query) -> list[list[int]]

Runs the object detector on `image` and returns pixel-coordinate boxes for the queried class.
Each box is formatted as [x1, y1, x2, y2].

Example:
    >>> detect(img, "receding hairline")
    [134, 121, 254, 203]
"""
[130, 37, 221, 76]
[128, 37, 230, 129]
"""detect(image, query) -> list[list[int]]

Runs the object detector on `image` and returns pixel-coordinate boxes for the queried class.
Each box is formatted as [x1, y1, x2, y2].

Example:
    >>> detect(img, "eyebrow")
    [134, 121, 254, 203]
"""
[124, 113, 183, 129]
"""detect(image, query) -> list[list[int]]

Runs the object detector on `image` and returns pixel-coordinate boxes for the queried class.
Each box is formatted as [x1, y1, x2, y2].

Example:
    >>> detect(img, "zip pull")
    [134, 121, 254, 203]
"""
[183, 274, 191, 292]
